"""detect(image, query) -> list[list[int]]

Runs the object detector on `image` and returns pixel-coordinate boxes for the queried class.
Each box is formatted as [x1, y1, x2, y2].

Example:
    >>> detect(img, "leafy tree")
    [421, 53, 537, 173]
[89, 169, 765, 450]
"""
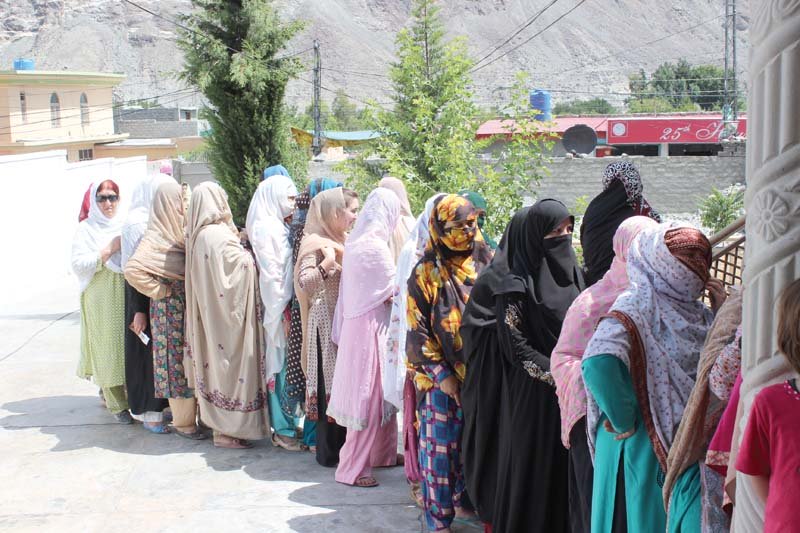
[552, 98, 617, 116]
[177, 0, 307, 223]
[341, 0, 551, 239]
[627, 97, 698, 114]
[627, 59, 739, 113]
[698, 185, 745, 234]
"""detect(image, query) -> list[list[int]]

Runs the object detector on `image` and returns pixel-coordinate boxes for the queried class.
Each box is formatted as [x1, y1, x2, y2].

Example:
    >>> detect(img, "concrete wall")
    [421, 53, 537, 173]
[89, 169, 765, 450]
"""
[169, 151, 746, 215]
[117, 120, 198, 139]
[0, 150, 149, 308]
[538, 151, 746, 212]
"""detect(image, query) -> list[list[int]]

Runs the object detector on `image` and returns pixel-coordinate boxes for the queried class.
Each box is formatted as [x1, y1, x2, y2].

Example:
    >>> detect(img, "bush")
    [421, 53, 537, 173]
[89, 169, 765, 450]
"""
[698, 185, 745, 234]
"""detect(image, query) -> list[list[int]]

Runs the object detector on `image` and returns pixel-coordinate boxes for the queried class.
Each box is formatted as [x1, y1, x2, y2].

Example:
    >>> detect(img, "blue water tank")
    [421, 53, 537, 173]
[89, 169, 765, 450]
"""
[13, 58, 35, 71]
[529, 89, 552, 121]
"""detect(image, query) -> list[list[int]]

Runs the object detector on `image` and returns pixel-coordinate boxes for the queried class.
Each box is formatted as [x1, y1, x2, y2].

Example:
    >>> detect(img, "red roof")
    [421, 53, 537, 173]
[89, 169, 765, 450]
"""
[476, 113, 747, 144]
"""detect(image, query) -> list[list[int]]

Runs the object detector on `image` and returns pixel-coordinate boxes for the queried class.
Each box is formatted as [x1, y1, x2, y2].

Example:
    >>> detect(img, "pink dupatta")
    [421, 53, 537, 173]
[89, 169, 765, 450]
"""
[551, 216, 659, 447]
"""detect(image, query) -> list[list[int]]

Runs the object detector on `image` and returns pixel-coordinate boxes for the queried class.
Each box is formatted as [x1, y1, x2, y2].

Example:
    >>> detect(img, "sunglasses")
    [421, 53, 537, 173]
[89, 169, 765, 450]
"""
[96, 194, 119, 204]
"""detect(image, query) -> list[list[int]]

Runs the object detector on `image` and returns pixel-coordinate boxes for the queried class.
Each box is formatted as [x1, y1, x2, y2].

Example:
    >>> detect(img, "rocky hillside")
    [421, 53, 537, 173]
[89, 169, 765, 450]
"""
[0, 0, 752, 111]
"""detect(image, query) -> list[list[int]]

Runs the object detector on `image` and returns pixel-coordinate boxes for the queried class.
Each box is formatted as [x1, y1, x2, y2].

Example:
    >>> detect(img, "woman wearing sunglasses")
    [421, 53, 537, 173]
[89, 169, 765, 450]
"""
[72, 180, 131, 422]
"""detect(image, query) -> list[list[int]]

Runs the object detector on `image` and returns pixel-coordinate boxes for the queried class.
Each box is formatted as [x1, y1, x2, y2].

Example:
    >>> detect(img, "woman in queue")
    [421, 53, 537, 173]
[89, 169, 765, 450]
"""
[551, 216, 659, 532]
[294, 187, 359, 466]
[72, 180, 130, 422]
[461, 199, 584, 532]
[121, 174, 172, 432]
[327, 188, 401, 487]
[125, 181, 205, 440]
[406, 194, 493, 532]
[185, 182, 270, 448]
[582, 224, 723, 532]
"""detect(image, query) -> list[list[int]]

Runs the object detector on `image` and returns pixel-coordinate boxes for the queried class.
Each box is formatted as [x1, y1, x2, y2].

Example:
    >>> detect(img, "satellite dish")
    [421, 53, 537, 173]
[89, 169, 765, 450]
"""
[562, 124, 598, 155]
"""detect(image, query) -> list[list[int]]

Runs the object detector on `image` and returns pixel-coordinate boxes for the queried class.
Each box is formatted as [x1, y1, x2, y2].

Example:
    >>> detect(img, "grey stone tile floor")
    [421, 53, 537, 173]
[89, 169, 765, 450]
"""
[0, 289, 482, 532]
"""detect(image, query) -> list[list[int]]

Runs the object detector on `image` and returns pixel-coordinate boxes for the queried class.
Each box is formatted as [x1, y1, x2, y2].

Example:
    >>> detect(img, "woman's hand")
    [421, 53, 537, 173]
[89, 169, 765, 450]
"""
[101, 236, 122, 263]
[603, 419, 636, 441]
[440, 375, 461, 407]
[320, 247, 339, 276]
[706, 278, 727, 312]
[129, 312, 147, 335]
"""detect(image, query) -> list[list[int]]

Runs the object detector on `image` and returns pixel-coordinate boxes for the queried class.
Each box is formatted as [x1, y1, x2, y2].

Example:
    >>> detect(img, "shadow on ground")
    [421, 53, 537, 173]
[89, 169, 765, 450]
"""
[0, 394, 437, 532]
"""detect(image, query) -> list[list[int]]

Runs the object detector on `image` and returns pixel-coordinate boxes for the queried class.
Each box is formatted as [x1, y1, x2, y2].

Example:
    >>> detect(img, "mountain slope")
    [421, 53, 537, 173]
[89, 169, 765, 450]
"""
[0, 0, 752, 111]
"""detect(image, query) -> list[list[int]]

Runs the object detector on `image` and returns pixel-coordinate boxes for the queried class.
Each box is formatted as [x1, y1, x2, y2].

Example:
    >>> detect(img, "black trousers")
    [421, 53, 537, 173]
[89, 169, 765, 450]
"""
[314, 334, 347, 467]
[568, 417, 594, 533]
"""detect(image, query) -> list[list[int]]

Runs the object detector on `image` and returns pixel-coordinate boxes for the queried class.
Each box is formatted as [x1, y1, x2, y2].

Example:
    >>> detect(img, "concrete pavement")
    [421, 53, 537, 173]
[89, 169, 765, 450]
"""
[0, 285, 462, 533]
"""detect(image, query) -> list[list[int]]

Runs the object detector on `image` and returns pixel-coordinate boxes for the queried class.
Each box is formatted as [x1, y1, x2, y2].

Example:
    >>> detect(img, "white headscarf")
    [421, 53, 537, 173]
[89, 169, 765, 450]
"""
[382, 193, 444, 409]
[585, 224, 714, 455]
[246, 175, 299, 379]
[121, 173, 175, 267]
[71, 181, 126, 293]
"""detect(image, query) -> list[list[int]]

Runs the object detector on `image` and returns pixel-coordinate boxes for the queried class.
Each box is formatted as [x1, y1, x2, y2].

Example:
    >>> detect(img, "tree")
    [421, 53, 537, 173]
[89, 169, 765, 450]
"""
[342, 0, 552, 239]
[627, 59, 736, 113]
[698, 184, 745, 234]
[552, 98, 617, 116]
[177, 0, 307, 223]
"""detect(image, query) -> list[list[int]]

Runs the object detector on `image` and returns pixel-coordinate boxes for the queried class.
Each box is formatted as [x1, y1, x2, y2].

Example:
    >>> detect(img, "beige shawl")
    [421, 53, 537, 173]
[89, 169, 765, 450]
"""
[293, 187, 348, 373]
[663, 286, 743, 509]
[124, 181, 188, 299]
[379, 177, 415, 261]
[184, 182, 269, 440]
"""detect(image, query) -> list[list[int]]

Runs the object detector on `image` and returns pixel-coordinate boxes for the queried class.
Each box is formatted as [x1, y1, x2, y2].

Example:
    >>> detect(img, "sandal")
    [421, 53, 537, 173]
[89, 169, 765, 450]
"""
[214, 436, 254, 449]
[271, 433, 303, 452]
[143, 422, 170, 434]
[172, 426, 208, 440]
[353, 476, 379, 488]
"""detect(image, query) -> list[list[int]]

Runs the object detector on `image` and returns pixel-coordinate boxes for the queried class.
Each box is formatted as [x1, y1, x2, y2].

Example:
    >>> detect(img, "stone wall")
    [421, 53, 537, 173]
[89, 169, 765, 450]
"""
[176, 148, 747, 215]
[117, 119, 198, 139]
[538, 150, 746, 212]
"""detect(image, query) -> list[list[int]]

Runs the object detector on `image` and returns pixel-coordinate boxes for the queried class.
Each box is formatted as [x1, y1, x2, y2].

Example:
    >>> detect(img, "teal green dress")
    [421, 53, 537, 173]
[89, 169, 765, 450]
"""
[582, 355, 666, 533]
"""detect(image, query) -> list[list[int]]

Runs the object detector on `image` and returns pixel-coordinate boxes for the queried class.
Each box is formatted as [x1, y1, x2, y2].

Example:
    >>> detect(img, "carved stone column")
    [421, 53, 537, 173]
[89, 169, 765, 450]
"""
[735, 3, 800, 530]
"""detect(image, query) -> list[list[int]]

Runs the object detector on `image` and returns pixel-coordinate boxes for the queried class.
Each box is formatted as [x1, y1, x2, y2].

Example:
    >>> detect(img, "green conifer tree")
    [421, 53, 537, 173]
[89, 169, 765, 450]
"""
[178, 0, 307, 223]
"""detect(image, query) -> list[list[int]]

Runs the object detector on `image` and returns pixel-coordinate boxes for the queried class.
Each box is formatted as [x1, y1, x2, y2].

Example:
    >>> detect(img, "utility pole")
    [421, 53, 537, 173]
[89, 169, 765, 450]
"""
[312, 39, 322, 157]
[731, 0, 738, 121]
[721, 0, 739, 139]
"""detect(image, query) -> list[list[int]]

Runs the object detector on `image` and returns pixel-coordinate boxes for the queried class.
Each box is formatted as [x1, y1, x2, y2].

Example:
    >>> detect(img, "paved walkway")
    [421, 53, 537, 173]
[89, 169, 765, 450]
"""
[0, 286, 453, 532]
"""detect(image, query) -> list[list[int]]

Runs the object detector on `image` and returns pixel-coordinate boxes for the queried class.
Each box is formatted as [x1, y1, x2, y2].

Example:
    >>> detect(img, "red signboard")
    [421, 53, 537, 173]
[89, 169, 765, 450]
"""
[607, 117, 747, 144]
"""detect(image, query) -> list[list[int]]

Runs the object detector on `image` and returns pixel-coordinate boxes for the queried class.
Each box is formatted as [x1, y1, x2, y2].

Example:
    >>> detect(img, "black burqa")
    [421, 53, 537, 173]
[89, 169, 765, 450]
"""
[461, 199, 583, 532]
[124, 282, 167, 416]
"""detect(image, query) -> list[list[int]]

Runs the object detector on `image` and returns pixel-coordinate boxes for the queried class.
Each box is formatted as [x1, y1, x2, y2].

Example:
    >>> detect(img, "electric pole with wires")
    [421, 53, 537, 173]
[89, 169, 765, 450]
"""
[312, 39, 322, 156]
[722, 0, 739, 138]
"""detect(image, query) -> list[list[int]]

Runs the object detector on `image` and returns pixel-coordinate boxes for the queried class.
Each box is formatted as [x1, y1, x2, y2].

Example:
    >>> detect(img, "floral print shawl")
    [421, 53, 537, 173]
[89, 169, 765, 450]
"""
[406, 195, 493, 391]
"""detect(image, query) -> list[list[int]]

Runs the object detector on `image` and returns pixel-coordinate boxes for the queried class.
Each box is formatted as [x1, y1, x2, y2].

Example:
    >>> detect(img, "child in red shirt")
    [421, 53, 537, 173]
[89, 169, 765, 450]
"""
[736, 278, 800, 533]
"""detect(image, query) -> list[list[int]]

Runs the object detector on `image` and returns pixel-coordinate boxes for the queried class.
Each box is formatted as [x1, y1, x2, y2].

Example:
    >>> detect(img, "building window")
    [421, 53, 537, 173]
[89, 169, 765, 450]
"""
[50, 93, 61, 127]
[80, 93, 90, 126]
[19, 92, 27, 123]
[78, 149, 93, 161]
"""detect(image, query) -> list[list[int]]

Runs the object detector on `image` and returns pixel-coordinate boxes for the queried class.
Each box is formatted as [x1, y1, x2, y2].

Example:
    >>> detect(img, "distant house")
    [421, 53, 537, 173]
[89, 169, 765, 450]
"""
[0, 67, 128, 162]
[115, 106, 202, 139]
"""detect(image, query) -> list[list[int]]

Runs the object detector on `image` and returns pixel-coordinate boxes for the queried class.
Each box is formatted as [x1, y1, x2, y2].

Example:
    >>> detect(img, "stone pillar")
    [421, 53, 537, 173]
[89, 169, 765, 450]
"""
[734, 3, 800, 531]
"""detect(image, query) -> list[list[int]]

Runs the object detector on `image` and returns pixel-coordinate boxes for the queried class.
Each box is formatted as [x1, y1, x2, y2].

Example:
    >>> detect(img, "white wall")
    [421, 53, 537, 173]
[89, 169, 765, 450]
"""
[0, 150, 148, 311]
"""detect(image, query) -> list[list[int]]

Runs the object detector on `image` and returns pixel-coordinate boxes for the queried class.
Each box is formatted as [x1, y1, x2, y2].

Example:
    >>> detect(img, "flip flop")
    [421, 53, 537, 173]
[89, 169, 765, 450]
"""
[172, 426, 208, 440]
[353, 476, 379, 488]
[214, 437, 254, 449]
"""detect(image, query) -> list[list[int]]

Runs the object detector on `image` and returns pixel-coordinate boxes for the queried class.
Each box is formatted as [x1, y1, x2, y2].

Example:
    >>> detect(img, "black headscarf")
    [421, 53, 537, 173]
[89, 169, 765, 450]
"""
[581, 161, 661, 286]
[463, 198, 583, 336]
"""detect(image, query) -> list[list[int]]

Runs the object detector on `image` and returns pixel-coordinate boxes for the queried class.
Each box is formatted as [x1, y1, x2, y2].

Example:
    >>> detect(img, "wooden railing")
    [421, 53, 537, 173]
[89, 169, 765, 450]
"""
[709, 215, 746, 289]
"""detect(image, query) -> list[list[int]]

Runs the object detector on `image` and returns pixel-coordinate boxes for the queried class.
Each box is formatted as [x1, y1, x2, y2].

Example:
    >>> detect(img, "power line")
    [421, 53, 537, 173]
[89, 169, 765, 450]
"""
[320, 67, 389, 79]
[472, 0, 561, 69]
[121, 0, 312, 62]
[471, 0, 587, 73]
